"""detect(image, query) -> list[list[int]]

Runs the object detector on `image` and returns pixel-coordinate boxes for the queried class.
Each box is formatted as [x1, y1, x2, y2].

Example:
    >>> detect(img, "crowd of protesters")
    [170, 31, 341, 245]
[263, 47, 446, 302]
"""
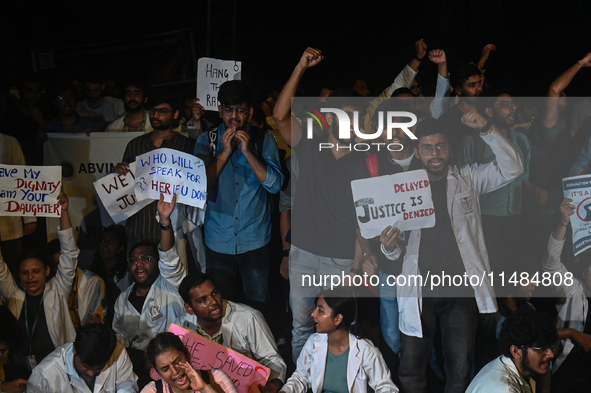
[0, 38, 591, 393]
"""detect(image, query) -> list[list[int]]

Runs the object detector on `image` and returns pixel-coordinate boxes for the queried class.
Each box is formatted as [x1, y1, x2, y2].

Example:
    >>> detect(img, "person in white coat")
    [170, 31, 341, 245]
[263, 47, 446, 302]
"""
[0, 191, 77, 372]
[112, 193, 187, 388]
[281, 288, 398, 393]
[379, 114, 524, 393]
[27, 323, 138, 393]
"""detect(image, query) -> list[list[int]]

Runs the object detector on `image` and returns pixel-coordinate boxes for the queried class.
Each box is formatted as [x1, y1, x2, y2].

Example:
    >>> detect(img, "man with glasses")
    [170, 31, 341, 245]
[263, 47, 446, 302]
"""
[114, 91, 195, 245]
[382, 115, 523, 393]
[40, 82, 99, 134]
[112, 193, 186, 388]
[467, 311, 558, 393]
[457, 90, 532, 273]
[194, 80, 283, 306]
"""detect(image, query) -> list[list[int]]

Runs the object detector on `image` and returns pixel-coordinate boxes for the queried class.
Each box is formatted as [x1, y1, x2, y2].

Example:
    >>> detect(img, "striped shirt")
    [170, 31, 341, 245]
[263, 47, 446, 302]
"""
[122, 132, 195, 242]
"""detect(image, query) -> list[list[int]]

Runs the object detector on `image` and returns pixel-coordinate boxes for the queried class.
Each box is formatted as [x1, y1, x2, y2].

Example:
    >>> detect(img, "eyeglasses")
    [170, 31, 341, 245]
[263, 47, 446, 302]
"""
[222, 106, 248, 116]
[496, 100, 519, 109]
[522, 345, 554, 356]
[57, 95, 76, 102]
[148, 108, 172, 116]
[419, 143, 449, 156]
[127, 255, 156, 267]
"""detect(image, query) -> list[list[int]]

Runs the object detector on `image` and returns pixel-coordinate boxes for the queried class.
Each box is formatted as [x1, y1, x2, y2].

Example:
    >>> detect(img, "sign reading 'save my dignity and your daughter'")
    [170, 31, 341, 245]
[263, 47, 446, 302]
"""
[0, 165, 62, 217]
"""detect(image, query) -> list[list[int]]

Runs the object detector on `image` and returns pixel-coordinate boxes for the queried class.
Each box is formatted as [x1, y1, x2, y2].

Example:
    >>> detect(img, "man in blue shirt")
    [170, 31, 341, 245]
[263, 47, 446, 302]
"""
[194, 81, 283, 305]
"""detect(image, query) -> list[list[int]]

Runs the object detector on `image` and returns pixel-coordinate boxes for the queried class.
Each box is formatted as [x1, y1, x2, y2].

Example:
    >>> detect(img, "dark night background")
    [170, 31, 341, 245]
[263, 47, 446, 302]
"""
[3, 0, 591, 98]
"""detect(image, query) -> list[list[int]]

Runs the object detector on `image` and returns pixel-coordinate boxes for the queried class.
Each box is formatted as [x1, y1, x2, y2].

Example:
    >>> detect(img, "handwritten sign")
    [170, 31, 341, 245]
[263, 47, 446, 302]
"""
[93, 162, 152, 224]
[563, 174, 591, 256]
[0, 165, 62, 217]
[151, 324, 269, 393]
[134, 148, 206, 208]
[351, 169, 435, 239]
[197, 57, 242, 111]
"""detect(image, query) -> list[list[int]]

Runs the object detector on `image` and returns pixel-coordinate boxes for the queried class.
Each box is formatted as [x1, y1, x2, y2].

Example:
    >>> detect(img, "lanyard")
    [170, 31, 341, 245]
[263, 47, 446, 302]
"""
[24, 293, 46, 350]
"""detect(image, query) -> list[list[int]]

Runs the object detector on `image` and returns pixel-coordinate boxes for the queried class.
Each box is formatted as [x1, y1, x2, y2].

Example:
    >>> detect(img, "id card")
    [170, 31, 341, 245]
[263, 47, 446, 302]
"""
[26, 354, 38, 371]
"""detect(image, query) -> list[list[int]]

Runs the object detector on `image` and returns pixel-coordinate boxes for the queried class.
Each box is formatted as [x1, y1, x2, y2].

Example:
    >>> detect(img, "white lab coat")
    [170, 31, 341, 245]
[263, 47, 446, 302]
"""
[75, 268, 106, 325]
[395, 129, 524, 338]
[112, 245, 186, 350]
[281, 333, 398, 393]
[466, 356, 532, 393]
[0, 228, 78, 348]
[541, 234, 589, 371]
[27, 342, 138, 393]
[175, 300, 287, 382]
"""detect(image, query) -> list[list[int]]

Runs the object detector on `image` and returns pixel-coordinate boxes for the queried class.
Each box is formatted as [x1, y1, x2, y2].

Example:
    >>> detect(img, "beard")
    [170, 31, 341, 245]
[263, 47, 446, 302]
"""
[125, 100, 144, 113]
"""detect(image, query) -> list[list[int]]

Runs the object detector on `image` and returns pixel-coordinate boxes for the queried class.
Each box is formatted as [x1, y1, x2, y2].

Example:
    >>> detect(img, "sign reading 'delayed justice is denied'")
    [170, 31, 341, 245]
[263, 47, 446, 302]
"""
[0, 165, 62, 217]
[351, 169, 435, 239]
[93, 161, 152, 224]
[151, 324, 270, 393]
[563, 174, 591, 256]
[134, 148, 207, 207]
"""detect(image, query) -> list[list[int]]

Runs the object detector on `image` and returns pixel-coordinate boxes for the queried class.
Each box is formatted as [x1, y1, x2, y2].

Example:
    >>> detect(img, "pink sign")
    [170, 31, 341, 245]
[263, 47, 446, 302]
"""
[150, 324, 270, 393]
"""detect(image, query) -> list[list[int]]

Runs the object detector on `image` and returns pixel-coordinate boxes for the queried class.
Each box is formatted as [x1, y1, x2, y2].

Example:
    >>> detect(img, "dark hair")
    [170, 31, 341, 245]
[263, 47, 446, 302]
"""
[450, 62, 483, 91]
[123, 78, 150, 98]
[50, 81, 77, 101]
[146, 332, 190, 369]
[499, 310, 559, 358]
[147, 90, 180, 112]
[74, 324, 117, 367]
[391, 87, 414, 97]
[218, 80, 253, 108]
[18, 72, 43, 91]
[88, 225, 128, 281]
[82, 70, 103, 85]
[475, 87, 515, 114]
[317, 288, 362, 338]
[178, 273, 216, 304]
[371, 97, 413, 129]
[129, 240, 159, 259]
[19, 248, 49, 268]
[0, 305, 24, 348]
[413, 117, 450, 146]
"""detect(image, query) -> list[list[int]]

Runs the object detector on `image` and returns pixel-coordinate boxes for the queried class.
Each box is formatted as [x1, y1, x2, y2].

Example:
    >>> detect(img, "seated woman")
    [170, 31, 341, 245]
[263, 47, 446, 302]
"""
[142, 332, 238, 393]
[281, 288, 399, 393]
[0, 192, 77, 373]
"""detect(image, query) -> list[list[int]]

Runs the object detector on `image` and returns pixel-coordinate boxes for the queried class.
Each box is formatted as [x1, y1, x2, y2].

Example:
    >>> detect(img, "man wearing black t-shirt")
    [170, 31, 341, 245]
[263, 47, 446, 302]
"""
[273, 47, 366, 362]
[381, 114, 523, 393]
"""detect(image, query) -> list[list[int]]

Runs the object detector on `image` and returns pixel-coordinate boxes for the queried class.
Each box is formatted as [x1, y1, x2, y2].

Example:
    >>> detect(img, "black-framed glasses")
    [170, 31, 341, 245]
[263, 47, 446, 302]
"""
[419, 143, 449, 156]
[222, 106, 248, 115]
[127, 255, 156, 267]
[56, 95, 76, 102]
[148, 108, 172, 116]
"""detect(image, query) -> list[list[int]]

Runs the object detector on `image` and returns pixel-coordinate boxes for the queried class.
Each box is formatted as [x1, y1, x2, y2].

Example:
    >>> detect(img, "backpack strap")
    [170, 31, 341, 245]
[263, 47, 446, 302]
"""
[366, 154, 379, 177]
[155, 379, 164, 393]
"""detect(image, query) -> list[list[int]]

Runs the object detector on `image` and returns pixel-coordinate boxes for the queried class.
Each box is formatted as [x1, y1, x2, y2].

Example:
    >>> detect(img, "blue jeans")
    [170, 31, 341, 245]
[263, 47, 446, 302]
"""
[289, 245, 354, 363]
[398, 297, 478, 393]
[379, 270, 401, 355]
[206, 242, 271, 303]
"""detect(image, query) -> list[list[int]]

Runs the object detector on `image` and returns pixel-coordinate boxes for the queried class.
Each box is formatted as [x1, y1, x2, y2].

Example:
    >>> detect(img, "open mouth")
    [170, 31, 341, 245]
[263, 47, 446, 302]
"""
[174, 374, 187, 385]
[210, 306, 221, 316]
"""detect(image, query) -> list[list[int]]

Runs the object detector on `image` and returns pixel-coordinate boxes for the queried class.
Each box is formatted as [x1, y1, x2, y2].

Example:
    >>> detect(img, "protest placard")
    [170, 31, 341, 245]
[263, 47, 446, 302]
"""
[93, 162, 152, 224]
[150, 324, 269, 393]
[0, 165, 62, 217]
[197, 57, 241, 110]
[351, 169, 435, 239]
[134, 148, 206, 208]
[563, 174, 591, 256]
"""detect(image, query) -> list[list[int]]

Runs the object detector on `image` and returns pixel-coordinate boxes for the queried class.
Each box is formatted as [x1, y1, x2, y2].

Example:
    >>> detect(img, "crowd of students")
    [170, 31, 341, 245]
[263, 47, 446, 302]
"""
[0, 38, 591, 393]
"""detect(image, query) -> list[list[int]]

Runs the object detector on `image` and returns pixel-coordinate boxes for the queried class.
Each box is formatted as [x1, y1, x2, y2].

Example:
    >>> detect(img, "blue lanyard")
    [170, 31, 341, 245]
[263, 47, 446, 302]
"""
[24, 292, 45, 348]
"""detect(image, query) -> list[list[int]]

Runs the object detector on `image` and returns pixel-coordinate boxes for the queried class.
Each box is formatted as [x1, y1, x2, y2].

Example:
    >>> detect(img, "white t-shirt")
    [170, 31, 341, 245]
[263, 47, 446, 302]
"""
[77, 96, 125, 127]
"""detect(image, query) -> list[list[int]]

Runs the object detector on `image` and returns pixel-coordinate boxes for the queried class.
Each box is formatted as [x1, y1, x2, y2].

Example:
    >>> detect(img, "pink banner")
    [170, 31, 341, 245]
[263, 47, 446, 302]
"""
[150, 324, 270, 393]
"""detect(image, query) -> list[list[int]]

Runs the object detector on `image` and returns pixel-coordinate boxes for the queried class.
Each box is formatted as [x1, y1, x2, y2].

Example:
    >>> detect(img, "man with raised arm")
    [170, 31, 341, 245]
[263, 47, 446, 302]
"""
[380, 112, 523, 393]
[112, 193, 187, 388]
[273, 48, 365, 361]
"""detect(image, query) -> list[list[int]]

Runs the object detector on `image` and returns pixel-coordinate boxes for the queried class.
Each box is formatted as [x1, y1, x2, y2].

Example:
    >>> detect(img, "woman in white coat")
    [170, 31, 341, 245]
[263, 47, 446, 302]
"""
[281, 288, 399, 393]
[0, 192, 78, 372]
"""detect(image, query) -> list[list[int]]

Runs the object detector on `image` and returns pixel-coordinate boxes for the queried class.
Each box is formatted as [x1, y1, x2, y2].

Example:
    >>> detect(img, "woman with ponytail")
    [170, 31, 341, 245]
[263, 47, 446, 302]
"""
[280, 288, 399, 393]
